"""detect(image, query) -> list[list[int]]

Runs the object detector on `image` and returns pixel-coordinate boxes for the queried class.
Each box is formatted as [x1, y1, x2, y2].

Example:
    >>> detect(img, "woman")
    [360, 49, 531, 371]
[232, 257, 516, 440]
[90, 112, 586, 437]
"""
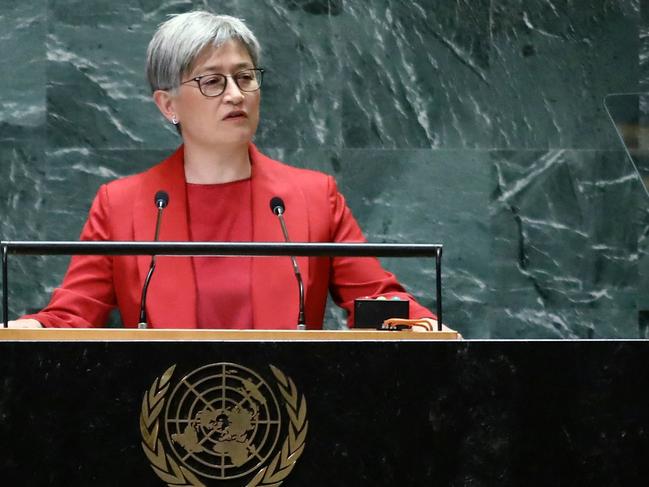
[11, 11, 442, 330]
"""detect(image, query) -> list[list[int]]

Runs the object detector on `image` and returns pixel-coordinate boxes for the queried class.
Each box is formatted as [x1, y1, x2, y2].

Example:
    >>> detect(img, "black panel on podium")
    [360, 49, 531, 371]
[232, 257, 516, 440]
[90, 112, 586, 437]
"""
[0, 330, 647, 486]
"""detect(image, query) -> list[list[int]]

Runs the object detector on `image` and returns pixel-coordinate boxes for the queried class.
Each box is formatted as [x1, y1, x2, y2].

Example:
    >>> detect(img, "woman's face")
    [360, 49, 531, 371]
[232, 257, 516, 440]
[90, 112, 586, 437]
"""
[168, 40, 261, 149]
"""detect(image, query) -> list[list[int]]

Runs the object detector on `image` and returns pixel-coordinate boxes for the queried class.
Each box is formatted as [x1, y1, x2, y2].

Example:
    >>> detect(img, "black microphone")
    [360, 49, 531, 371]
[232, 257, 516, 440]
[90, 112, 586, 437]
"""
[269, 197, 306, 330]
[138, 190, 169, 329]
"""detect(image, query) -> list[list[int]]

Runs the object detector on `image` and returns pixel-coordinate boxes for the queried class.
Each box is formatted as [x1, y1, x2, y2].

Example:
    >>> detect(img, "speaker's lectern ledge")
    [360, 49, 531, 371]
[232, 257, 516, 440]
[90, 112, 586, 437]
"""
[0, 328, 460, 341]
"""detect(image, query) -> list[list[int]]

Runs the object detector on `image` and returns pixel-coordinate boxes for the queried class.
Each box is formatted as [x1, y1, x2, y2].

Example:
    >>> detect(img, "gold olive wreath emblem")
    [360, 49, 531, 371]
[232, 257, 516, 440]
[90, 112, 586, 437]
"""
[140, 364, 308, 487]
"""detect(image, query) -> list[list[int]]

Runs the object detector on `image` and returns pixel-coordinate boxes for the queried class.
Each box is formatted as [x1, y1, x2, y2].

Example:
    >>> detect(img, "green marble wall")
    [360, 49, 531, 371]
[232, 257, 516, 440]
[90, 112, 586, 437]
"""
[1, 0, 647, 337]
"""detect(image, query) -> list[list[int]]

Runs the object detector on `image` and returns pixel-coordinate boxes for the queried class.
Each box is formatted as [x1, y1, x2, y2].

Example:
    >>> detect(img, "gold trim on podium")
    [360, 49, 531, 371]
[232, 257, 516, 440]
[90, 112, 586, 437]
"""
[0, 328, 460, 341]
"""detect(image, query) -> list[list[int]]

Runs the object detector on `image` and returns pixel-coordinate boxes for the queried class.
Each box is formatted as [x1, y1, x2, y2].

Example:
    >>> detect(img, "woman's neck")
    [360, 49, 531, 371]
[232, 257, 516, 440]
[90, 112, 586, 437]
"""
[183, 142, 252, 184]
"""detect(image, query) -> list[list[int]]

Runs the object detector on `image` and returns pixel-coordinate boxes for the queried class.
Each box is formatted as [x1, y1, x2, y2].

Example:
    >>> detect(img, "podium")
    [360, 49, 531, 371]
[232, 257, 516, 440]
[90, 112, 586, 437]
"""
[0, 330, 648, 486]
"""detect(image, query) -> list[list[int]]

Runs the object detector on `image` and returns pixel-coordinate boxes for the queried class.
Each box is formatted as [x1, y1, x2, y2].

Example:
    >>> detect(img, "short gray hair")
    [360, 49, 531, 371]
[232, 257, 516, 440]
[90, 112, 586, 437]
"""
[146, 11, 261, 92]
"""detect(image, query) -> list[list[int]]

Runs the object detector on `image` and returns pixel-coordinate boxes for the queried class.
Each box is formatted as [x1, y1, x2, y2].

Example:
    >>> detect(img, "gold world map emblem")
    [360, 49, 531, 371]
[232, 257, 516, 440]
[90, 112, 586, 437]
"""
[140, 363, 308, 487]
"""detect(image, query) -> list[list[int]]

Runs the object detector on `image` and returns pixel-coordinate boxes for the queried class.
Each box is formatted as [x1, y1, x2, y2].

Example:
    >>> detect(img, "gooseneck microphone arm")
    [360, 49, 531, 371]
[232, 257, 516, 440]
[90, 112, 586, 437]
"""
[138, 191, 169, 329]
[270, 197, 306, 330]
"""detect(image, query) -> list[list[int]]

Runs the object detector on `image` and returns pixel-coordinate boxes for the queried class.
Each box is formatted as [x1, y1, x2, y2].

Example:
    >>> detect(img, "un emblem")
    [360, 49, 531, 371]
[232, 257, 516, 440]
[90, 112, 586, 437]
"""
[140, 363, 308, 486]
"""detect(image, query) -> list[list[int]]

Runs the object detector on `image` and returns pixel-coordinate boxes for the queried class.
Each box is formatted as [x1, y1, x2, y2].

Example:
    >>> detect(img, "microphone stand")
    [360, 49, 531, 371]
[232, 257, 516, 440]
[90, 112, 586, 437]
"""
[274, 207, 306, 330]
[138, 195, 167, 329]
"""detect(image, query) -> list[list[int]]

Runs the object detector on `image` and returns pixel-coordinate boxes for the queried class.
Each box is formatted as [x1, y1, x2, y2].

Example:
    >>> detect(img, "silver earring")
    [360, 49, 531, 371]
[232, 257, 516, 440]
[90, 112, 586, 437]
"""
[171, 115, 178, 125]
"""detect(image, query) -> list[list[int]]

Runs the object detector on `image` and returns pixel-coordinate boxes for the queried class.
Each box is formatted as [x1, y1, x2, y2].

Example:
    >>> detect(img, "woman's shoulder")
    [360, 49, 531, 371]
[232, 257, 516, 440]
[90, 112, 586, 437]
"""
[103, 171, 144, 193]
[270, 158, 331, 180]
[101, 149, 181, 199]
[253, 146, 334, 186]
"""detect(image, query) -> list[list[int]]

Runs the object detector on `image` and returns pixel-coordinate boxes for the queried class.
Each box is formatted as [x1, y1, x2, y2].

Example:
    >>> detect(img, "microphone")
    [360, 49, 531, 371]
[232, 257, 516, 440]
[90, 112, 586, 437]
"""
[269, 197, 306, 330]
[138, 190, 169, 329]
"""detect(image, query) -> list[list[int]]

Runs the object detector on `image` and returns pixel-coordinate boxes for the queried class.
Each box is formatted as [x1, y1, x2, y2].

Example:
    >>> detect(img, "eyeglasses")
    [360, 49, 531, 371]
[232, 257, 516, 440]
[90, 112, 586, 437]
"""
[180, 68, 264, 97]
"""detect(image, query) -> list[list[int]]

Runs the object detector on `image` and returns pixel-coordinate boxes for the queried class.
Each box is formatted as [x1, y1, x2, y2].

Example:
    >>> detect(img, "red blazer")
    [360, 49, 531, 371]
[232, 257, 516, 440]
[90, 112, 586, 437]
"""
[24, 145, 434, 328]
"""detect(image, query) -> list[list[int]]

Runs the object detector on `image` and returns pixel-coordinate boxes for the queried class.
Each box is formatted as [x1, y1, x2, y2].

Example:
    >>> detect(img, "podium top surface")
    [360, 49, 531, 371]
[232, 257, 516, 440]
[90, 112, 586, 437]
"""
[0, 328, 460, 342]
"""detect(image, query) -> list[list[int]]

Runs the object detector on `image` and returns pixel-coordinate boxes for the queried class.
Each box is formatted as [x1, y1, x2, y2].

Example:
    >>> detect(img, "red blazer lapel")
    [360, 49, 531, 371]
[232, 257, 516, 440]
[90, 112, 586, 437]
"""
[132, 146, 197, 328]
[249, 144, 310, 329]
[129, 144, 308, 329]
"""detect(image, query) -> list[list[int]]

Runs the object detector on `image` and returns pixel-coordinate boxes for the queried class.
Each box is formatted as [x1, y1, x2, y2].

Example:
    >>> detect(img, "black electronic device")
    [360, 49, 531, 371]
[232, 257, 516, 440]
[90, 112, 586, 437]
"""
[353, 298, 409, 329]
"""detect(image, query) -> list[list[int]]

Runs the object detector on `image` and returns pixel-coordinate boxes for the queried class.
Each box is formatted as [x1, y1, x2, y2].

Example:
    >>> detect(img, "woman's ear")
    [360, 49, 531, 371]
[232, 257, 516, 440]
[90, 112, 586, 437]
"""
[152, 90, 177, 124]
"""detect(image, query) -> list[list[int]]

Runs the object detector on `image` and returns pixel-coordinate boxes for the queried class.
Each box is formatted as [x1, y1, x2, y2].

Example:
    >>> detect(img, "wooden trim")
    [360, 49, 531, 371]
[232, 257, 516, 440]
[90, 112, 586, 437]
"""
[0, 328, 460, 342]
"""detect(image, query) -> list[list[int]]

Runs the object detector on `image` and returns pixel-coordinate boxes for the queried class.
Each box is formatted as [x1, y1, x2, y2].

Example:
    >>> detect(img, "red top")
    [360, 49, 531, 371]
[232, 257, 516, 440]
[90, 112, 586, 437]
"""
[187, 179, 253, 329]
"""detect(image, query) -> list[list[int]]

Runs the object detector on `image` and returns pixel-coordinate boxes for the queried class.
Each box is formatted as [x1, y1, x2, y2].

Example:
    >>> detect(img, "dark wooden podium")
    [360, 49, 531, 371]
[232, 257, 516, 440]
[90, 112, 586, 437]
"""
[0, 330, 647, 486]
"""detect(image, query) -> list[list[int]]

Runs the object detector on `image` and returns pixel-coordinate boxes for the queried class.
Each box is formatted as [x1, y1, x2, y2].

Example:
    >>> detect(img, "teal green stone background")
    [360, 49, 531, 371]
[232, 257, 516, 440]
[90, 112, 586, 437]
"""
[1, 0, 648, 337]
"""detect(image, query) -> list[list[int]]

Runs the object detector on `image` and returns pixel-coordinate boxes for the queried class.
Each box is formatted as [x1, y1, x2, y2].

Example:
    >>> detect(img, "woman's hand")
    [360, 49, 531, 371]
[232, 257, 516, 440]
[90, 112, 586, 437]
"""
[6, 319, 43, 328]
[417, 318, 462, 338]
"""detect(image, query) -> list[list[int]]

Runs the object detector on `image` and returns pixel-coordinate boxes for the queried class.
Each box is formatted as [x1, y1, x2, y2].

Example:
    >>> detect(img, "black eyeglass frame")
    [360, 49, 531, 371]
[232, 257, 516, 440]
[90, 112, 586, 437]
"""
[179, 68, 265, 97]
